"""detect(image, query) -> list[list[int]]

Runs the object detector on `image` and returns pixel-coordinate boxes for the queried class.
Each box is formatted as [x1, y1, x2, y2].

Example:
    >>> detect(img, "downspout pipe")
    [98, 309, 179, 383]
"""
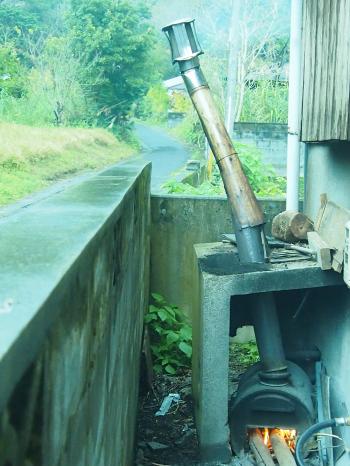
[286, 0, 303, 211]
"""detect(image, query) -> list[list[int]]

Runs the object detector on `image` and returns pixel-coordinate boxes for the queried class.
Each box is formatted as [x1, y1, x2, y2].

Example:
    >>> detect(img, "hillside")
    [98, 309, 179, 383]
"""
[0, 123, 134, 206]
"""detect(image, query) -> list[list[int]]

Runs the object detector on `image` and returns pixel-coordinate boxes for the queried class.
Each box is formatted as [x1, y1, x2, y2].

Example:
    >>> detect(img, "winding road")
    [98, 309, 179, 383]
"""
[133, 123, 190, 191]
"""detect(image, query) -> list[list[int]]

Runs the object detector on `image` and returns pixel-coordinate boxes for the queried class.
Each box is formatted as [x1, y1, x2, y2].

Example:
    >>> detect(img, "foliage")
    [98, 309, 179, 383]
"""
[230, 341, 260, 368]
[145, 293, 192, 375]
[170, 91, 191, 113]
[0, 4, 39, 42]
[68, 0, 157, 126]
[0, 122, 133, 206]
[240, 81, 288, 123]
[167, 120, 287, 198]
[138, 83, 169, 122]
[163, 179, 223, 196]
[0, 45, 26, 97]
[173, 110, 206, 150]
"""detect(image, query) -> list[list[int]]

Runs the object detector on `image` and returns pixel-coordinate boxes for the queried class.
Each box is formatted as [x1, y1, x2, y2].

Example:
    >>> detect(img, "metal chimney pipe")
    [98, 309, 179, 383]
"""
[163, 19, 288, 380]
[163, 19, 266, 264]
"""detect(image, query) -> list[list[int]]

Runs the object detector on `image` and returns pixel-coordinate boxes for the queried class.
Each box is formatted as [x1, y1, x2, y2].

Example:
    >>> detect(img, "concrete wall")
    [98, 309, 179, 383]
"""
[296, 286, 350, 466]
[0, 160, 151, 466]
[304, 140, 350, 464]
[150, 194, 286, 316]
[232, 122, 299, 175]
[304, 142, 350, 221]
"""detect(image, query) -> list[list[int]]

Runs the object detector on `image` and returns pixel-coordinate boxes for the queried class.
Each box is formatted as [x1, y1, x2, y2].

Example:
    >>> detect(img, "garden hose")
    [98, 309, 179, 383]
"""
[295, 417, 350, 466]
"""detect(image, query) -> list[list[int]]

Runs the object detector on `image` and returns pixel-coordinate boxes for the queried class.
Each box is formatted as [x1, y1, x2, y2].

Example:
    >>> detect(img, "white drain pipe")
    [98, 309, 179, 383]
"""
[286, 0, 303, 211]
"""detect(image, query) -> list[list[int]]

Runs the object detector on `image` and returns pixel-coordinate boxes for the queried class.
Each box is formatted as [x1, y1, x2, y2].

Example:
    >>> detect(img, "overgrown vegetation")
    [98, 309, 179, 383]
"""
[230, 341, 260, 367]
[145, 293, 192, 375]
[0, 123, 132, 206]
[240, 81, 288, 123]
[163, 139, 286, 198]
[0, 0, 159, 129]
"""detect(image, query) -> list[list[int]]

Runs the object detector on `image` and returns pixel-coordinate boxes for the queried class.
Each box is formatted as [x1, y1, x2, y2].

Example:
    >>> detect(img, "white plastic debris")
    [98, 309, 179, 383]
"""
[0, 298, 14, 315]
[155, 392, 180, 416]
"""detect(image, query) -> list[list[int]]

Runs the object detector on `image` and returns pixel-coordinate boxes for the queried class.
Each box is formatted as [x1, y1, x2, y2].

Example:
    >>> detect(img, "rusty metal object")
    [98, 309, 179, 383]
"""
[189, 85, 264, 229]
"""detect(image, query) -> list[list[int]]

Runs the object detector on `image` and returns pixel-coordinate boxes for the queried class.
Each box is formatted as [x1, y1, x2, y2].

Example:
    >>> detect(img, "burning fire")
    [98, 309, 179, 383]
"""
[262, 428, 297, 452]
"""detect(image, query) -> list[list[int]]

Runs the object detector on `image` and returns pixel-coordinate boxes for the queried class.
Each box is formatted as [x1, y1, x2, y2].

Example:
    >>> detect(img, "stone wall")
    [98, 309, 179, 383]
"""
[150, 194, 286, 316]
[232, 122, 303, 175]
[0, 160, 151, 466]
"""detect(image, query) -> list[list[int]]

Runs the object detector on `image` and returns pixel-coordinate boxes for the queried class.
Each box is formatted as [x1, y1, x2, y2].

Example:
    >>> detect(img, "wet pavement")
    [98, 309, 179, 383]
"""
[133, 123, 191, 192]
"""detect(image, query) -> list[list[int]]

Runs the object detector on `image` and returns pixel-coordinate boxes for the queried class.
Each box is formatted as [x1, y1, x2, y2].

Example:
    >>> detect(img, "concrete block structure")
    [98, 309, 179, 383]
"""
[192, 242, 343, 463]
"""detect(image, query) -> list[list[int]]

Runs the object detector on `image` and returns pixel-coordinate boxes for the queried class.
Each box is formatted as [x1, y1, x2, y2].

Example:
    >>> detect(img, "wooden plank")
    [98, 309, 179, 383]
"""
[314, 198, 350, 272]
[301, 0, 350, 142]
[307, 231, 332, 270]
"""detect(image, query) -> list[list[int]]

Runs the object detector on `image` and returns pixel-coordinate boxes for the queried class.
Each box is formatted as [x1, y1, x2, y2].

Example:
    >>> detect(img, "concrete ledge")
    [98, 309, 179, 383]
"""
[0, 159, 151, 414]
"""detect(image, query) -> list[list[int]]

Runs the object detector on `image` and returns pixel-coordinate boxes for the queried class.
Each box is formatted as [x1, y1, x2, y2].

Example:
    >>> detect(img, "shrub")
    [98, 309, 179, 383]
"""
[145, 293, 192, 375]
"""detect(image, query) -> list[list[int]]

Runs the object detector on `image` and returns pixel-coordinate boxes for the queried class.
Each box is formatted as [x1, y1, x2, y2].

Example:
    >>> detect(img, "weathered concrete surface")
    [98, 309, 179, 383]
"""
[192, 242, 343, 463]
[151, 194, 286, 315]
[304, 141, 350, 465]
[294, 285, 350, 466]
[304, 142, 350, 221]
[232, 122, 304, 175]
[0, 160, 151, 466]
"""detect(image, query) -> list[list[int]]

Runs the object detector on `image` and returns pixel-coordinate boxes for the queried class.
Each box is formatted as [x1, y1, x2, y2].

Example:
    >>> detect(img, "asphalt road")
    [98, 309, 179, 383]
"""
[133, 123, 190, 191]
[0, 123, 189, 219]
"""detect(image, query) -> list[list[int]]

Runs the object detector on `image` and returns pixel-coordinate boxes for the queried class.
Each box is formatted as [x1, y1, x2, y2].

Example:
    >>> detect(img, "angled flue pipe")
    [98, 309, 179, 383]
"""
[163, 19, 288, 381]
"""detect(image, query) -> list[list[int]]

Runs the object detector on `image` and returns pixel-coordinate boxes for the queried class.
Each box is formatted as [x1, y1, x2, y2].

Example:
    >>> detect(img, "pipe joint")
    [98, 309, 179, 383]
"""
[182, 67, 208, 93]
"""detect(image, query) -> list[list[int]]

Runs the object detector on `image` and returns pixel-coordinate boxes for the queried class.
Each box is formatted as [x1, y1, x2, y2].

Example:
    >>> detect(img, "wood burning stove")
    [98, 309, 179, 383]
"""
[230, 360, 314, 454]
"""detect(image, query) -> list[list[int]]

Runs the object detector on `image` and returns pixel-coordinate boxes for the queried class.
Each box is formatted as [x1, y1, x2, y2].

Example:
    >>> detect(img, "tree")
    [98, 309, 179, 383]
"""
[0, 44, 26, 97]
[68, 0, 157, 126]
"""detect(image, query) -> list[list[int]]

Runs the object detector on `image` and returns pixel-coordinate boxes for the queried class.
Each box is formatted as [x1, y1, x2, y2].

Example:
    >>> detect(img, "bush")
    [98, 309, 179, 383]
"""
[163, 141, 286, 198]
[0, 45, 26, 98]
[138, 84, 169, 122]
[240, 81, 288, 123]
[145, 293, 192, 375]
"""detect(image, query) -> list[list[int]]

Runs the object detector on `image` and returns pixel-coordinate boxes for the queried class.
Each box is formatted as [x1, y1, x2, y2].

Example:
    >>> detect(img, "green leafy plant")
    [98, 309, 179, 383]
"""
[145, 293, 192, 375]
[163, 140, 287, 199]
[230, 341, 260, 368]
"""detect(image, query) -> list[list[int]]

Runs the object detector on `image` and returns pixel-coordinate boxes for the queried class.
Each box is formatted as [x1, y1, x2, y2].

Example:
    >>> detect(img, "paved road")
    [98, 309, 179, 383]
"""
[0, 123, 189, 219]
[133, 123, 190, 191]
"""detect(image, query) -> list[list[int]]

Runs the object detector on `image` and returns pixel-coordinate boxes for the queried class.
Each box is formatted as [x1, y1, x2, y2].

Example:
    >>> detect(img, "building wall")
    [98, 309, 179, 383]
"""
[0, 160, 151, 466]
[232, 122, 293, 175]
[298, 286, 350, 465]
[304, 142, 350, 220]
[301, 0, 350, 142]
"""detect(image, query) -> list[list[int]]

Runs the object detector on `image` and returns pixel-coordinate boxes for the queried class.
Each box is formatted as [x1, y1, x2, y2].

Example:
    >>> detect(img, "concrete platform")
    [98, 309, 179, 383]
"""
[192, 242, 343, 464]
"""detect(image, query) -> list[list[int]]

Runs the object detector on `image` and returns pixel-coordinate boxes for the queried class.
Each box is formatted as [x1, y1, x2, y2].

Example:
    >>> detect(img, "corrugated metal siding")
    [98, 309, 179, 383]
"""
[301, 0, 350, 141]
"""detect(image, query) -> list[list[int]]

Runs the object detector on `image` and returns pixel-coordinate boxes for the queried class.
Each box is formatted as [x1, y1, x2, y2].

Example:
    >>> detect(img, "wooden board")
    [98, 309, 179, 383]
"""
[314, 195, 350, 272]
[301, 0, 350, 142]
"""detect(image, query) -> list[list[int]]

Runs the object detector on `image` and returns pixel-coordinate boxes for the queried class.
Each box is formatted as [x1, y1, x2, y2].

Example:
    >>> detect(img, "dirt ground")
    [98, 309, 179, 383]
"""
[135, 371, 201, 466]
[135, 345, 321, 466]
[135, 344, 254, 466]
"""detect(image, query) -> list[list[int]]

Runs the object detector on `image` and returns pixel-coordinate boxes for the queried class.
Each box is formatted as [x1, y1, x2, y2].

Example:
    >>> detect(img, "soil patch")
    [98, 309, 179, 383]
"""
[135, 371, 200, 466]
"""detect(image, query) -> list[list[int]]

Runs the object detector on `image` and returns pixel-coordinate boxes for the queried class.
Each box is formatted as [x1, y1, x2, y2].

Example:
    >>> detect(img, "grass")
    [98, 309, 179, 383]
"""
[0, 123, 134, 206]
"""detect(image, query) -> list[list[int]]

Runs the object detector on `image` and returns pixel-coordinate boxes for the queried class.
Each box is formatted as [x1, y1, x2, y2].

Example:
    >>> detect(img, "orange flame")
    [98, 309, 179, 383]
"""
[261, 428, 297, 451]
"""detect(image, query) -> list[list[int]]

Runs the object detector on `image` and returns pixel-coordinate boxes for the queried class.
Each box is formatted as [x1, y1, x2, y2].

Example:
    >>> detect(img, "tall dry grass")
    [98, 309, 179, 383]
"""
[0, 123, 134, 206]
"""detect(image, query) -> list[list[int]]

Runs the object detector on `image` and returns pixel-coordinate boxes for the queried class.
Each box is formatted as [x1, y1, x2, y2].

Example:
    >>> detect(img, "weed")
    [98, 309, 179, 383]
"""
[145, 293, 192, 375]
[230, 341, 260, 368]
